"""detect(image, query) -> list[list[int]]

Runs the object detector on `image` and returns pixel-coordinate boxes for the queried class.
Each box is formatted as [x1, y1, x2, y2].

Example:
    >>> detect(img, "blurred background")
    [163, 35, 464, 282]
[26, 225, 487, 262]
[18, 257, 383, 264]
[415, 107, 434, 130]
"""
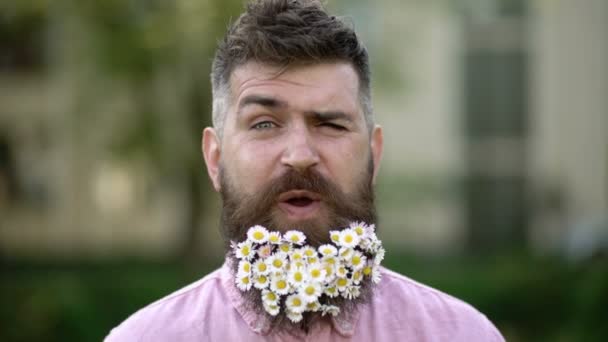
[1, 0, 606, 341]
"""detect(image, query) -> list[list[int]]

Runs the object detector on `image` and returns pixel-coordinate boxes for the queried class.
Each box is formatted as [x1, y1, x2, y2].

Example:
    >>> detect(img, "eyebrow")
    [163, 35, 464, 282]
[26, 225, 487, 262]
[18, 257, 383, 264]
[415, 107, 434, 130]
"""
[237, 95, 287, 114]
[309, 110, 352, 121]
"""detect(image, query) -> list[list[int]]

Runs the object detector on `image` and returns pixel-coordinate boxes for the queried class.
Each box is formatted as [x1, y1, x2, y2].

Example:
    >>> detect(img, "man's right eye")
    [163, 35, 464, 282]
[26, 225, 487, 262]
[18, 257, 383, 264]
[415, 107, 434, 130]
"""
[252, 121, 276, 130]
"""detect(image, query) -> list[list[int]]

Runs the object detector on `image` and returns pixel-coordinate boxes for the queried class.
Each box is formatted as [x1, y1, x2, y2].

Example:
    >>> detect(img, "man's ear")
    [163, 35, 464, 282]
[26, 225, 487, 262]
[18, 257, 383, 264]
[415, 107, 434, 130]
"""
[202, 127, 221, 192]
[370, 124, 383, 185]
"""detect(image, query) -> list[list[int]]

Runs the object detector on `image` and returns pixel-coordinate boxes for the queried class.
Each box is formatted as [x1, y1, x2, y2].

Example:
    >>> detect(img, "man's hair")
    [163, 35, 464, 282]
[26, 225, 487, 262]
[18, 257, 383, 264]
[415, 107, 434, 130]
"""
[211, 0, 373, 137]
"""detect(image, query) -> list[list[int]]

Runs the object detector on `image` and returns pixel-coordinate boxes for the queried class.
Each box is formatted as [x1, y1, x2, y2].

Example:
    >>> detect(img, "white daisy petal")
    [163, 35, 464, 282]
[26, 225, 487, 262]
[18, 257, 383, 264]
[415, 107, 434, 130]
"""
[338, 229, 360, 248]
[285, 293, 306, 314]
[247, 225, 269, 244]
[284, 230, 306, 245]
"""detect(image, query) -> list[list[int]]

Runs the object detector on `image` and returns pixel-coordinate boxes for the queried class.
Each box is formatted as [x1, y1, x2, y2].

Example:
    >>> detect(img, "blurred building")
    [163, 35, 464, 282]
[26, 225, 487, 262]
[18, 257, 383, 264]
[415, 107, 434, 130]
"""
[1, 0, 606, 260]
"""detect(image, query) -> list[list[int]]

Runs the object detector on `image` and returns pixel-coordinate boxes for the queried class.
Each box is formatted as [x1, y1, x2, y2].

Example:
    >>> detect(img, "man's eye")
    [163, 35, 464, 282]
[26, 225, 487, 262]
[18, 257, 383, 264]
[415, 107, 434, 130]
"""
[252, 121, 276, 130]
[321, 122, 346, 131]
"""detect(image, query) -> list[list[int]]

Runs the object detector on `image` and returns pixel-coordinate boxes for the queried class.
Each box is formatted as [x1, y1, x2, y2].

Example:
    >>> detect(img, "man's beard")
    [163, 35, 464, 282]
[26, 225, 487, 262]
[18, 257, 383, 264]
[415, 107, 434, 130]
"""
[218, 159, 378, 331]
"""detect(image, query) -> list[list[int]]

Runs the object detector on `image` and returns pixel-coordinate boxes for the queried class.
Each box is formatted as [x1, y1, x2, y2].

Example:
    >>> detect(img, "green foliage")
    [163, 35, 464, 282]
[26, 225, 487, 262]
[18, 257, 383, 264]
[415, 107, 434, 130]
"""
[1, 255, 606, 342]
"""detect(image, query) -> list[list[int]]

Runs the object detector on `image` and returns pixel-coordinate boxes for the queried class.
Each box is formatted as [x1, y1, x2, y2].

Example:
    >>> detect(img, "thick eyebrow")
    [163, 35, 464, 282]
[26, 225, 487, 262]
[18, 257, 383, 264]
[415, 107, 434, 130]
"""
[307, 110, 353, 123]
[237, 95, 287, 114]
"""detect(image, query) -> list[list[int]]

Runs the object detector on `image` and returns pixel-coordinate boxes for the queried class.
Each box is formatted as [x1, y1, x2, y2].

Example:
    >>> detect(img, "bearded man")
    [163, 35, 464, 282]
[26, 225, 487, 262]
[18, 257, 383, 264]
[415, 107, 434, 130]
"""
[105, 0, 504, 340]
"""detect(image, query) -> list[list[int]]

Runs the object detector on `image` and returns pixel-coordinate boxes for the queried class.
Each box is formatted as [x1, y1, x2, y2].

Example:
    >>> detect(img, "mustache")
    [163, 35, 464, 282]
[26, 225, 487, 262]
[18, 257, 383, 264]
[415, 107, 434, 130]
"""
[219, 167, 375, 247]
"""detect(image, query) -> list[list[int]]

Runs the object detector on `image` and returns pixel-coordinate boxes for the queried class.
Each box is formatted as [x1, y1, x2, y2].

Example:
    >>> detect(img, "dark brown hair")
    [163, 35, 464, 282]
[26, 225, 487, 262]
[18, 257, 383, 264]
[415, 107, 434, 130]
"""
[210, 0, 373, 133]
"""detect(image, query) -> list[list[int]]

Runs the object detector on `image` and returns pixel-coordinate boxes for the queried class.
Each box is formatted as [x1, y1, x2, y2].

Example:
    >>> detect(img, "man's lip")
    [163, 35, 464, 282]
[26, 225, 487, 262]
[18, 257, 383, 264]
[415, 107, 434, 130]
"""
[277, 190, 321, 202]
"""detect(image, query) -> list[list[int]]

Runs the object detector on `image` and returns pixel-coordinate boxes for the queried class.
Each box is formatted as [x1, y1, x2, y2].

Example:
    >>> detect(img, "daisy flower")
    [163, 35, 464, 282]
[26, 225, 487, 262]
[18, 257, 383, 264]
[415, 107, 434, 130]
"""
[288, 266, 307, 287]
[235, 240, 255, 260]
[349, 251, 366, 270]
[257, 244, 273, 259]
[324, 285, 339, 298]
[253, 274, 270, 289]
[278, 242, 292, 254]
[335, 265, 348, 278]
[362, 264, 373, 277]
[338, 228, 360, 248]
[262, 289, 279, 306]
[343, 285, 361, 300]
[247, 225, 269, 244]
[235, 273, 252, 291]
[286, 310, 303, 323]
[300, 246, 316, 259]
[307, 263, 327, 283]
[371, 266, 382, 284]
[349, 221, 368, 237]
[284, 230, 306, 245]
[253, 259, 270, 275]
[339, 247, 354, 261]
[289, 248, 305, 263]
[267, 231, 282, 244]
[335, 277, 350, 292]
[266, 253, 288, 272]
[318, 244, 338, 257]
[322, 263, 336, 282]
[307, 256, 319, 264]
[300, 282, 322, 303]
[237, 260, 251, 275]
[264, 303, 280, 316]
[285, 293, 306, 314]
[322, 255, 338, 266]
[351, 270, 363, 284]
[306, 300, 321, 312]
[270, 275, 290, 295]
[329, 230, 341, 243]
[320, 304, 340, 317]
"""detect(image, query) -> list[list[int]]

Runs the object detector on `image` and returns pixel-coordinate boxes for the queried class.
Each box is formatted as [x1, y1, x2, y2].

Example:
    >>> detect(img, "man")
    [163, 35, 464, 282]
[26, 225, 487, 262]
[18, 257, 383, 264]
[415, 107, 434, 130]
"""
[106, 0, 505, 340]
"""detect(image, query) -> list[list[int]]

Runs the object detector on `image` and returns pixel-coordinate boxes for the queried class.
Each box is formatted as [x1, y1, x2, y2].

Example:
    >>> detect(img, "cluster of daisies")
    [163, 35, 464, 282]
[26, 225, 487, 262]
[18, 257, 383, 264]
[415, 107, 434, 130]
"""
[231, 222, 385, 323]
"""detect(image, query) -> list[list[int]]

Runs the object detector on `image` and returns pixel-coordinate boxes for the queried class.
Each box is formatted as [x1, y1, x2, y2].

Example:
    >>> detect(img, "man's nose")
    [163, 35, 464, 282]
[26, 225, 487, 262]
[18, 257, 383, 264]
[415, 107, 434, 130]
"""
[280, 126, 320, 172]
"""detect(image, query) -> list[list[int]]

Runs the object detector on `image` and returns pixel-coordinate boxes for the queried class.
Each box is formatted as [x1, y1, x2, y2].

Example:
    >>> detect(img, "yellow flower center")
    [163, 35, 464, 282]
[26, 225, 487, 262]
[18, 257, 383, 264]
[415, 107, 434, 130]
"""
[243, 263, 250, 272]
[258, 275, 267, 283]
[292, 298, 302, 307]
[267, 292, 276, 301]
[337, 278, 347, 287]
[253, 231, 264, 240]
[242, 246, 250, 255]
[323, 248, 332, 254]
[269, 235, 279, 243]
[294, 272, 303, 282]
[304, 249, 314, 257]
[277, 280, 287, 290]
[258, 263, 267, 272]
[352, 256, 361, 265]
[326, 257, 335, 264]
[331, 234, 339, 242]
[353, 271, 361, 281]
[290, 235, 299, 243]
[327, 287, 336, 294]
[280, 244, 290, 252]
[311, 269, 321, 278]
[293, 253, 302, 260]
[363, 266, 372, 276]
[272, 259, 283, 268]
[305, 286, 315, 295]
[355, 226, 364, 235]
[242, 276, 250, 284]
[308, 257, 318, 264]
[344, 235, 353, 243]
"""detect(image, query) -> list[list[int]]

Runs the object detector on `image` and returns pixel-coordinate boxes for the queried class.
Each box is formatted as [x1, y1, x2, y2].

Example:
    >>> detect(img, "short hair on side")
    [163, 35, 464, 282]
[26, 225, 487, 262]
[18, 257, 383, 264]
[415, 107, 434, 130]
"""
[210, 0, 373, 137]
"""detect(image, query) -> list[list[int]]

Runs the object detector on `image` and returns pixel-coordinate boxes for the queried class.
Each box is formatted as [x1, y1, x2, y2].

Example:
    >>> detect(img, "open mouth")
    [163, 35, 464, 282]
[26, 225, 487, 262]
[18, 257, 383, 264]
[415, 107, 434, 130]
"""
[277, 190, 321, 219]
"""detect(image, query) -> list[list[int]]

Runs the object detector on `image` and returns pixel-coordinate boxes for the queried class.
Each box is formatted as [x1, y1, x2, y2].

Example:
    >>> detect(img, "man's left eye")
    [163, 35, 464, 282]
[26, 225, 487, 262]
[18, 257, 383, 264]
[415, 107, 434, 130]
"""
[321, 122, 346, 131]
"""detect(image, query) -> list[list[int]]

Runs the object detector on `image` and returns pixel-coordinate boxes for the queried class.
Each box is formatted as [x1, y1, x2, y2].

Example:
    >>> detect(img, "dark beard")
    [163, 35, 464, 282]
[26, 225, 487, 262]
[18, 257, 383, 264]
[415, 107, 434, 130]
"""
[218, 161, 378, 333]
[219, 161, 377, 248]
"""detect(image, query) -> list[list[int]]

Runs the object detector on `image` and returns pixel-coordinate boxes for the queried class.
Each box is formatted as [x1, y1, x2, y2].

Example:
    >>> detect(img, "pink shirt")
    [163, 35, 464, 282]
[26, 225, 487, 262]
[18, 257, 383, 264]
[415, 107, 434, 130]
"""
[105, 263, 504, 341]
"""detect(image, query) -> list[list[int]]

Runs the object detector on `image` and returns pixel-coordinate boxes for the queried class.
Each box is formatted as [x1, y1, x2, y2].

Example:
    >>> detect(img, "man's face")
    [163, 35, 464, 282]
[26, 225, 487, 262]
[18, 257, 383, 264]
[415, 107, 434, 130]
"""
[203, 61, 383, 245]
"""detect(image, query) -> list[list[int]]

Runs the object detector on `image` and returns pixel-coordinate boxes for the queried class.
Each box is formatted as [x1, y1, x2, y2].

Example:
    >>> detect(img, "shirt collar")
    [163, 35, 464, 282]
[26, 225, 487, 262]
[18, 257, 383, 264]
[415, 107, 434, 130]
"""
[221, 259, 360, 337]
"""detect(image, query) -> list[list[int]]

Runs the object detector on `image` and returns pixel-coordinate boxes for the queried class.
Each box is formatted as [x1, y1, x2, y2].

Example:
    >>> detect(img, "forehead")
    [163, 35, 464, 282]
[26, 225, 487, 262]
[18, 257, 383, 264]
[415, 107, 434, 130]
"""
[229, 61, 361, 114]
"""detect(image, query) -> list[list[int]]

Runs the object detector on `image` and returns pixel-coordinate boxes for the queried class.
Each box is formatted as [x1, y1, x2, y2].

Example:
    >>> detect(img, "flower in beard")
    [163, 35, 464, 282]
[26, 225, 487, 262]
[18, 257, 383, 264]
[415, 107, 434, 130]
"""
[349, 221, 369, 237]
[320, 304, 340, 317]
[253, 274, 270, 290]
[270, 275, 290, 295]
[247, 225, 269, 244]
[285, 293, 306, 314]
[338, 228, 360, 248]
[299, 281, 322, 303]
[237, 260, 251, 275]
[284, 230, 306, 245]
[235, 241, 255, 261]
[235, 273, 252, 291]
[253, 259, 270, 275]
[318, 244, 337, 257]
[268, 231, 282, 245]
[266, 253, 287, 273]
